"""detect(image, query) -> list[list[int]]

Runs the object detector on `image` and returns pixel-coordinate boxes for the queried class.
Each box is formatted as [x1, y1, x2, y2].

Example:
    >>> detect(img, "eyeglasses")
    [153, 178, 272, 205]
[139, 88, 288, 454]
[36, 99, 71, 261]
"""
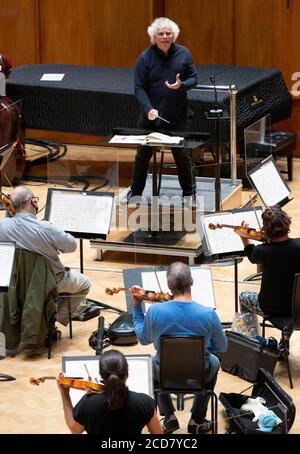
[30, 196, 39, 202]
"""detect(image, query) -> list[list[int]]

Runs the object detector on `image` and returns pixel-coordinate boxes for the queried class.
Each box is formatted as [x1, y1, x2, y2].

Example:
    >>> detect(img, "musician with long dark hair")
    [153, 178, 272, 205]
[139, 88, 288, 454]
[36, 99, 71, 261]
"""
[239, 205, 300, 357]
[57, 349, 162, 434]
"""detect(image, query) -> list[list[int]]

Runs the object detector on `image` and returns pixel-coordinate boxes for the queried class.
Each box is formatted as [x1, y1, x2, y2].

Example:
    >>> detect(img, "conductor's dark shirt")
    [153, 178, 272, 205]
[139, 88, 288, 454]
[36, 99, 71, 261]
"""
[134, 43, 197, 126]
[244, 238, 300, 316]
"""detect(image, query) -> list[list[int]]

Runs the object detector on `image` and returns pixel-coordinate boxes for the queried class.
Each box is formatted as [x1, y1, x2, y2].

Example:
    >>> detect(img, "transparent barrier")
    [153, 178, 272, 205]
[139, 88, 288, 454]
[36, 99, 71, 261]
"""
[244, 114, 272, 185]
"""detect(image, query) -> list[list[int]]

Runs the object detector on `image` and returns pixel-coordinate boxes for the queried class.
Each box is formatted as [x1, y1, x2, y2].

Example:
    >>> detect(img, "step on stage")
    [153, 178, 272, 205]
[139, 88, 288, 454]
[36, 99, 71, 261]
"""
[91, 175, 242, 264]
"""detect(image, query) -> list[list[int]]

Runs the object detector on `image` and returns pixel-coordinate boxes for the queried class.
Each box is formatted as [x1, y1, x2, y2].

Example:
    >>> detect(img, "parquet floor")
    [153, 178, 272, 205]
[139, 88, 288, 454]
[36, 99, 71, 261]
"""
[1, 146, 300, 434]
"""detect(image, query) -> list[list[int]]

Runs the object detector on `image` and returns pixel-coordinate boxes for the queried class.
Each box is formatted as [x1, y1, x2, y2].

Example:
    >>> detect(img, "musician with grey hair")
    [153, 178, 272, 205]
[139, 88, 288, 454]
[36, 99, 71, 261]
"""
[0, 186, 93, 326]
[129, 17, 197, 200]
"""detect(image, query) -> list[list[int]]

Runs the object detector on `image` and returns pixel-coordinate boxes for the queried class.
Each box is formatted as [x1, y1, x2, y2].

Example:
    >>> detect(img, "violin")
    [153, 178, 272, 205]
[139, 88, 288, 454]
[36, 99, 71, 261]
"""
[208, 223, 266, 241]
[0, 191, 15, 216]
[105, 287, 173, 303]
[30, 376, 104, 394]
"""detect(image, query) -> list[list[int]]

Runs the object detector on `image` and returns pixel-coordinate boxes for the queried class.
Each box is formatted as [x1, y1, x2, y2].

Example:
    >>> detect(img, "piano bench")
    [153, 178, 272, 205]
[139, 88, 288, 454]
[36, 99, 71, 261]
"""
[267, 130, 296, 181]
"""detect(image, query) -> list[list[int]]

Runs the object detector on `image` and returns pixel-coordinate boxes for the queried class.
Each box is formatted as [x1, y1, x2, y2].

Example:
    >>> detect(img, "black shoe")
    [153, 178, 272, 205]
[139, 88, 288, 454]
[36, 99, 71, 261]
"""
[127, 189, 142, 204]
[44, 327, 62, 348]
[278, 338, 290, 361]
[188, 418, 213, 434]
[161, 414, 179, 434]
[72, 306, 100, 321]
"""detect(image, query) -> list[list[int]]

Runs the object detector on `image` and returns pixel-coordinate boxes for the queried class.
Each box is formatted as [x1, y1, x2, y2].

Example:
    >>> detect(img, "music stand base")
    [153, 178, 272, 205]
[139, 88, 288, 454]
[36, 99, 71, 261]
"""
[243, 272, 262, 282]
[87, 298, 125, 314]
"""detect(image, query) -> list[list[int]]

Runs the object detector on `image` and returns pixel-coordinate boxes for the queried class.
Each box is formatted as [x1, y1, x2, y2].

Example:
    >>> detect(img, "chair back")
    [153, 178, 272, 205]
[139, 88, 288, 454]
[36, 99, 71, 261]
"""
[0, 248, 57, 350]
[292, 273, 300, 329]
[159, 335, 205, 392]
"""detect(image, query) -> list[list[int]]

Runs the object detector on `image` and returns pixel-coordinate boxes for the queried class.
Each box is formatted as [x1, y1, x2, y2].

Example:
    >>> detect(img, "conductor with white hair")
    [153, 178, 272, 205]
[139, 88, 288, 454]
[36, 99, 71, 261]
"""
[129, 17, 197, 199]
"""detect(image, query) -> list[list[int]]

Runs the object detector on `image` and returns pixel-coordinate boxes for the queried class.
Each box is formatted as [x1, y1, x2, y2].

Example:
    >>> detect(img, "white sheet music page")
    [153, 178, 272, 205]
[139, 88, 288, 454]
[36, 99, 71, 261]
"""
[250, 160, 290, 206]
[48, 191, 113, 235]
[0, 242, 15, 287]
[63, 355, 152, 406]
[40, 73, 65, 81]
[142, 268, 215, 309]
[201, 209, 263, 256]
[109, 135, 146, 144]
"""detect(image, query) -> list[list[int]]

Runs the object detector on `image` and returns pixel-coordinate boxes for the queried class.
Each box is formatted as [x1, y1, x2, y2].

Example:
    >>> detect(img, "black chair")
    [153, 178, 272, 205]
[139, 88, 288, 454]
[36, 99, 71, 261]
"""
[262, 273, 300, 389]
[154, 335, 218, 434]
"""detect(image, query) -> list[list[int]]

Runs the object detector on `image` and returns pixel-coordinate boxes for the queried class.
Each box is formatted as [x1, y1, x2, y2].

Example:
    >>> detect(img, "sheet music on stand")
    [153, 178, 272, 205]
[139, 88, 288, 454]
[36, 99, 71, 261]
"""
[62, 355, 153, 406]
[0, 241, 15, 289]
[44, 188, 114, 239]
[141, 267, 216, 310]
[198, 207, 263, 260]
[248, 155, 292, 208]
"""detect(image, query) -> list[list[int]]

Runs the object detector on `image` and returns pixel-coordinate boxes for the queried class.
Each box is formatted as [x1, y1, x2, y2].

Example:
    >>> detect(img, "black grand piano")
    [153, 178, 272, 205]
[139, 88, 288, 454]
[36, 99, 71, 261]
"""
[6, 63, 292, 142]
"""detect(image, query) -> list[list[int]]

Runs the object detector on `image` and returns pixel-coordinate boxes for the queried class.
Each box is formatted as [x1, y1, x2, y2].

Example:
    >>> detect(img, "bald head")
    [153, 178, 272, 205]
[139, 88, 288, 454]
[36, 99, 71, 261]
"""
[10, 187, 34, 212]
[166, 262, 193, 295]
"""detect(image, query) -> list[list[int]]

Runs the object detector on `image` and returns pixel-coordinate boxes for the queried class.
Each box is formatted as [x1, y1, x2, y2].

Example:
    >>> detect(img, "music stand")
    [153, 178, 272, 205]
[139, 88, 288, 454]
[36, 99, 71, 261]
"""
[0, 241, 17, 378]
[44, 188, 123, 314]
[198, 207, 263, 317]
[62, 354, 153, 405]
[248, 155, 292, 208]
[244, 155, 293, 282]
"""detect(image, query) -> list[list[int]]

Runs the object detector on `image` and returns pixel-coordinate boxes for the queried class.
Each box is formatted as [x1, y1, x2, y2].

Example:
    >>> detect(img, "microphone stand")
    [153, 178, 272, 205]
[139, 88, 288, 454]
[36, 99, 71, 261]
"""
[192, 82, 238, 212]
[207, 75, 223, 212]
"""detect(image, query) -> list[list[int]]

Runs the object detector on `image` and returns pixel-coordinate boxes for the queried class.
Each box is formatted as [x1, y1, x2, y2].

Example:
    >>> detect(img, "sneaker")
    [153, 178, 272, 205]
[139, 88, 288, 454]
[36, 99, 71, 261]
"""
[188, 418, 213, 434]
[161, 414, 180, 434]
[278, 338, 290, 361]
[44, 327, 62, 348]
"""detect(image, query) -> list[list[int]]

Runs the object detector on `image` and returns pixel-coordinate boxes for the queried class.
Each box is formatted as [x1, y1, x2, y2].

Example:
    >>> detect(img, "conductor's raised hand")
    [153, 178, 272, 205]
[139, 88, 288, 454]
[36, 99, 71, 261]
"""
[148, 109, 159, 121]
[165, 73, 182, 89]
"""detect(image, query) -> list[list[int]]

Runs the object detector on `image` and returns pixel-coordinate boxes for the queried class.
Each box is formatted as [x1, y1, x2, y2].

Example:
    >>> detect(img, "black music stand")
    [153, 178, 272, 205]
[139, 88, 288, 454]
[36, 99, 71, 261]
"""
[0, 241, 17, 378]
[44, 188, 124, 315]
[198, 207, 264, 324]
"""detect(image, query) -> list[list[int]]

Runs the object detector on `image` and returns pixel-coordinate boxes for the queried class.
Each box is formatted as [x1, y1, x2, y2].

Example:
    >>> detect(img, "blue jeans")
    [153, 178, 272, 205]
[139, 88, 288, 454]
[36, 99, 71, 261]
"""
[152, 353, 220, 421]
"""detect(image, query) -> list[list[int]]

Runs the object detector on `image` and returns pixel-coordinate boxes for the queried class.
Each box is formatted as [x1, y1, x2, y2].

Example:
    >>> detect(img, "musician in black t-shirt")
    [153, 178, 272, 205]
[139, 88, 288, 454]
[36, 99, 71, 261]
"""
[239, 205, 300, 356]
[57, 350, 162, 434]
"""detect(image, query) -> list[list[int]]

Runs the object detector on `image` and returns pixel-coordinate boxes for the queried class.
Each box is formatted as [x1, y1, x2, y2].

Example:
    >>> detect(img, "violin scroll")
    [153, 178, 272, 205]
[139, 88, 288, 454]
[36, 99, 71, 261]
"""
[208, 223, 221, 230]
[1, 192, 15, 217]
[29, 377, 45, 385]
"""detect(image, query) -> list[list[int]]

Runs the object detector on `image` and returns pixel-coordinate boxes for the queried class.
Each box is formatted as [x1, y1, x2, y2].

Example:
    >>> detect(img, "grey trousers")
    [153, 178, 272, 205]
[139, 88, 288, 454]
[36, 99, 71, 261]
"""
[56, 268, 91, 325]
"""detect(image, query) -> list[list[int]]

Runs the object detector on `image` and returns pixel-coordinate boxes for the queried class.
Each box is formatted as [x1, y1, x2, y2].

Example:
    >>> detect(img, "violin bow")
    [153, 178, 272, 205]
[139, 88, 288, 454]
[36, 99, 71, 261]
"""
[249, 195, 262, 230]
[154, 269, 163, 293]
[84, 363, 92, 381]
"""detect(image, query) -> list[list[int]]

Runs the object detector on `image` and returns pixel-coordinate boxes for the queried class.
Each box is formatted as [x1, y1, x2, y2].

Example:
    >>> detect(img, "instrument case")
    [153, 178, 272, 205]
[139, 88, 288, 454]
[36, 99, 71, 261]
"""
[219, 368, 295, 434]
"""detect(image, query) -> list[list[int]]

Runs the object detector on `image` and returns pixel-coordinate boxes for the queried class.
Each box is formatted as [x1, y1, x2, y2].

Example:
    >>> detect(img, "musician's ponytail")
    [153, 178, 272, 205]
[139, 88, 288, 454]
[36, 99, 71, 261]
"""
[100, 350, 128, 410]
